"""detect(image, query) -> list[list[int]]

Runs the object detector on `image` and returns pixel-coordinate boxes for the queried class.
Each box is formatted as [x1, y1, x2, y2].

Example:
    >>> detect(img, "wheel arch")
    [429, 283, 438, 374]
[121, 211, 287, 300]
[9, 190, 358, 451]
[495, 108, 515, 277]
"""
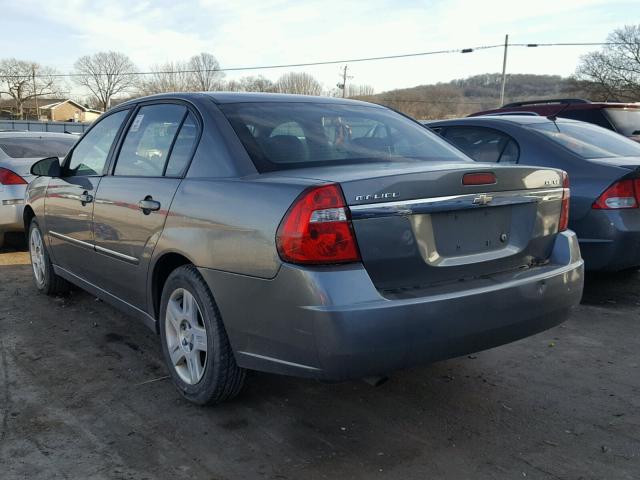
[150, 251, 195, 323]
[23, 205, 36, 232]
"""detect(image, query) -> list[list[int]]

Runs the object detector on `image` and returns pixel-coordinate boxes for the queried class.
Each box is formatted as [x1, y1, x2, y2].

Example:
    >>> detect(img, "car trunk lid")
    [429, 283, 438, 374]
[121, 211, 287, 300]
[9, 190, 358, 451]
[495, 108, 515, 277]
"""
[263, 161, 566, 292]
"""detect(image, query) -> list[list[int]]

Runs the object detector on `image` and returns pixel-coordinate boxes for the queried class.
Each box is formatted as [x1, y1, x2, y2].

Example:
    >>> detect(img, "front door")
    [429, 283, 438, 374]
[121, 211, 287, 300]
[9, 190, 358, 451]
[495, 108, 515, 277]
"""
[90, 103, 198, 310]
[45, 109, 130, 280]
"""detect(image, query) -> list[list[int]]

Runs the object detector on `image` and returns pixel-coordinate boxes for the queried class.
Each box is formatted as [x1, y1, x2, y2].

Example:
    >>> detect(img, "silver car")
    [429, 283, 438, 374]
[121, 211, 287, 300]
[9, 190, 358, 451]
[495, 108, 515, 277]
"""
[0, 132, 76, 248]
[24, 93, 584, 405]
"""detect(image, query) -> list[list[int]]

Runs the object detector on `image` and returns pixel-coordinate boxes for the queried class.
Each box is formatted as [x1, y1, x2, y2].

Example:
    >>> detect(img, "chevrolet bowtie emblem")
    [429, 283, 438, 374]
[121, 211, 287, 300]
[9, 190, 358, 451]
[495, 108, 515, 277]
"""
[473, 194, 493, 205]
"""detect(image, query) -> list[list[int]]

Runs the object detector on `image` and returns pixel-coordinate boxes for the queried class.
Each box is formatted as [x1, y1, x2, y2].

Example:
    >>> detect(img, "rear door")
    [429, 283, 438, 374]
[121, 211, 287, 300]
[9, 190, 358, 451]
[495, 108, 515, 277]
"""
[45, 109, 130, 279]
[89, 103, 199, 310]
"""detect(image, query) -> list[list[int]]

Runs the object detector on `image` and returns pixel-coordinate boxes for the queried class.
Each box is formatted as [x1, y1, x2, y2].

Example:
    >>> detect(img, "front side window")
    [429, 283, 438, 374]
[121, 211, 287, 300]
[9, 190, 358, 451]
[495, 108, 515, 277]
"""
[114, 104, 186, 177]
[528, 121, 640, 159]
[220, 103, 467, 172]
[444, 126, 519, 163]
[66, 110, 129, 176]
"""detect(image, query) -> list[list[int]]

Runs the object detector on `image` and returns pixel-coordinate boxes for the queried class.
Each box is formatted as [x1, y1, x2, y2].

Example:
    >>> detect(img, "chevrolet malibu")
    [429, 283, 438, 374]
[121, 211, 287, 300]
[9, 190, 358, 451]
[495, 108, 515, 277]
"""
[24, 93, 584, 405]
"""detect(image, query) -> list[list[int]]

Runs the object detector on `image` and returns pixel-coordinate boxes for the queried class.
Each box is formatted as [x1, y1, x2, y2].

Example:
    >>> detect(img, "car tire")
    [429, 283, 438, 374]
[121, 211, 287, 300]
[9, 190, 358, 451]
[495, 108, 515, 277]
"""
[28, 218, 70, 296]
[0, 232, 4, 250]
[159, 265, 246, 405]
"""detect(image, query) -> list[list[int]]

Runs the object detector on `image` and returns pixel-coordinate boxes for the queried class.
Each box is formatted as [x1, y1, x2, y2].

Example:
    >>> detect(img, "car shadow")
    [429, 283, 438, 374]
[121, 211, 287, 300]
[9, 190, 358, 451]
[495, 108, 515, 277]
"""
[581, 268, 640, 308]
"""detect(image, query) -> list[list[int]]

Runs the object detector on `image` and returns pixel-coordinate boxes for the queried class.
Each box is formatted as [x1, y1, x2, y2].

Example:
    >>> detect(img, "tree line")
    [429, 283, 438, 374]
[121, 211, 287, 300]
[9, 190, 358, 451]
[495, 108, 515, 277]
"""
[0, 51, 374, 118]
[1, 24, 637, 120]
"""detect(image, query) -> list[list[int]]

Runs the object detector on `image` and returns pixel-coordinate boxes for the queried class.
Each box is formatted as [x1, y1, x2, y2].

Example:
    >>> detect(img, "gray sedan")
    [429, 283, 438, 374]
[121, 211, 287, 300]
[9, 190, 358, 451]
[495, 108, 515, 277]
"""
[0, 132, 76, 248]
[427, 116, 640, 271]
[25, 93, 584, 405]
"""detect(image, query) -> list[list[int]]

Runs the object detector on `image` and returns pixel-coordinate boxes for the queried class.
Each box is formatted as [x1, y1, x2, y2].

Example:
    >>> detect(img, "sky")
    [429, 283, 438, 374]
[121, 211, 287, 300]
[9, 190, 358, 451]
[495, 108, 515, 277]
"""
[2, 0, 639, 98]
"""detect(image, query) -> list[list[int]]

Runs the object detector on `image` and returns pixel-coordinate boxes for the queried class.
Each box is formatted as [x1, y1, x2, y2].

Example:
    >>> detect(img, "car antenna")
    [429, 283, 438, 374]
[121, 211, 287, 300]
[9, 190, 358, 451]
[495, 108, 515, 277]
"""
[547, 102, 572, 123]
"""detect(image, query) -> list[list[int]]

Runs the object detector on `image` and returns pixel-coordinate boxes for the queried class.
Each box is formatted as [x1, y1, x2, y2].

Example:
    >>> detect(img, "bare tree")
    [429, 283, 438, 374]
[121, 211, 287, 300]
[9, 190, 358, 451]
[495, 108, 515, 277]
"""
[139, 61, 193, 95]
[225, 75, 274, 92]
[0, 59, 60, 119]
[73, 51, 137, 110]
[576, 24, 640, 101]
[189, 52, 225, 91]
[346, 84, 375, 98]
[274, 72, 322, 95]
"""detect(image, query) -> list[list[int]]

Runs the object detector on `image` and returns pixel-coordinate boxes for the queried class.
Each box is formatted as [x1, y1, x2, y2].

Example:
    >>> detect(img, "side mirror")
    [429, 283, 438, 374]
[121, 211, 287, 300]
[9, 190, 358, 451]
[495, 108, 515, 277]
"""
[31, 157, 62, 177]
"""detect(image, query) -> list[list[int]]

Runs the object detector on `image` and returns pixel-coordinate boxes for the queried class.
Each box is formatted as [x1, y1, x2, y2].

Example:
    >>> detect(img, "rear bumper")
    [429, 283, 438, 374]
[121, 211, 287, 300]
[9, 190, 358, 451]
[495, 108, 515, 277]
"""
[200, 231, 584, 381]
[574, 209, 640, 271]
[0, 185, 26, 233]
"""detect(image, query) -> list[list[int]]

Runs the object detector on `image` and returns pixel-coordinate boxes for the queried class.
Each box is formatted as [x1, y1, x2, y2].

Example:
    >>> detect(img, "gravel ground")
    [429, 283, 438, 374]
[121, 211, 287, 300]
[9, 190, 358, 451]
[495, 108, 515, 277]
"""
[0, 246, 638, 480]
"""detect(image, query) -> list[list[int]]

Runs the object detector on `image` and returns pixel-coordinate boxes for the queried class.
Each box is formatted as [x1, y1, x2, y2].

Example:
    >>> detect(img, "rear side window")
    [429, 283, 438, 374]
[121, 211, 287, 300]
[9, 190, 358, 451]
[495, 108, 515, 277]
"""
[603, 108, 640, 136]
[0, 137, 76, 159]
[560, 109, 613, 130]
[444, 126, 519, 163]
[67, 109, 129, 176]
[114, 104, 186, 177]
[219, 102, 467, 172]
[164, 112, 198, 177]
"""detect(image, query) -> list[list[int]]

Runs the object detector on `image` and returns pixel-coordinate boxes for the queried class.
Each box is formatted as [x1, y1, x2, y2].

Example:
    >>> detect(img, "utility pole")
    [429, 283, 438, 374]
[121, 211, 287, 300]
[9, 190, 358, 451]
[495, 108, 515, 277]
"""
[337, 65, 352, 98]
[499, 34, 509, 107]
[32, 64, 40, 120]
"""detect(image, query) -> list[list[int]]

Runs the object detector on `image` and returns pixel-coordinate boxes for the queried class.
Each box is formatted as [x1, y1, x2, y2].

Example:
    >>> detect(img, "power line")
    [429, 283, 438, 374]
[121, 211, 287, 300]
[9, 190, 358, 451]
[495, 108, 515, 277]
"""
[0, 41, 624, 80]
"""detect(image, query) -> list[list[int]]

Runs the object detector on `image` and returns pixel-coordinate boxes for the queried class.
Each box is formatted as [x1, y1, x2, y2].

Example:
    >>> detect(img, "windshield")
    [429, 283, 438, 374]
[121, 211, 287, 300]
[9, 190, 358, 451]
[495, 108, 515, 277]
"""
[528, 121, 640, 159]
[604, 108, 640, 136]
[219, 102, 468, 172]
[0, 136, 77, 159]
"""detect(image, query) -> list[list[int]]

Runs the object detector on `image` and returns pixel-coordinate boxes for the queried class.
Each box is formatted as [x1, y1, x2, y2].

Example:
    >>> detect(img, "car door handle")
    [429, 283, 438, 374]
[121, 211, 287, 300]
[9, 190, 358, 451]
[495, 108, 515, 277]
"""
[138, 197, 161, 214]
[79, 191, 93, 205]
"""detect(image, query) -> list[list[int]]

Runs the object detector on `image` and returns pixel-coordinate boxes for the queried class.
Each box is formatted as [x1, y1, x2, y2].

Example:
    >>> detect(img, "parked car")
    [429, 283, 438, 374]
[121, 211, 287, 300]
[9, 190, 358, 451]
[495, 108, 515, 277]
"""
[0, 132, 76, 248]
[25, 93, 584, 405]
[470, 99, 640, 142]
[426, 115, 640, 271]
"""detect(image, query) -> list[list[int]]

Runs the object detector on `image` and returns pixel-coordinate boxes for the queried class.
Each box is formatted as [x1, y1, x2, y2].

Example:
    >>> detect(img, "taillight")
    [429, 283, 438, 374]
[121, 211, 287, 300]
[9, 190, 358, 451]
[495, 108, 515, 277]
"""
[463, 172, 496, 186]
[276, 184, 361, 265]
[592, 179, 640, 209]
[0, 167, 27, 185]
[559, 172, 570, 232]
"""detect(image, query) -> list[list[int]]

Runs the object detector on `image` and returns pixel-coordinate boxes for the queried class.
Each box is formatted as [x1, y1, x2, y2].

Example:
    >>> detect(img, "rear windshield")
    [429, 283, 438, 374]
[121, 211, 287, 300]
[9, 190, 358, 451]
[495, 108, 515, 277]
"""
[219, 102, 467, 171]
[0, 136, 76, 159]
[528, 121, 640, 159]
[603, 108, 640, 136]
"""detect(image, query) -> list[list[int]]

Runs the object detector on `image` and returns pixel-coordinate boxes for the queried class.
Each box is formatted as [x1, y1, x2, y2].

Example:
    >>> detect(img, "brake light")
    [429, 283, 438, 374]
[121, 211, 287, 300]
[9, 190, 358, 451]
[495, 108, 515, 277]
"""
[559, 172, 570, 232]
[592, 179, 639, 209]
[276, 184, 361, 264]
[463, 172, 496, 185]
[0, 167, 27, 185]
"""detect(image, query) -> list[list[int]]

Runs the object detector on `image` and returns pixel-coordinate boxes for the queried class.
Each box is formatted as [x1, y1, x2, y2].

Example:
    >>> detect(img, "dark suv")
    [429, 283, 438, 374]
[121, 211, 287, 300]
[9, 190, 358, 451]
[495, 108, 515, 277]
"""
[471, 99, 640, 142]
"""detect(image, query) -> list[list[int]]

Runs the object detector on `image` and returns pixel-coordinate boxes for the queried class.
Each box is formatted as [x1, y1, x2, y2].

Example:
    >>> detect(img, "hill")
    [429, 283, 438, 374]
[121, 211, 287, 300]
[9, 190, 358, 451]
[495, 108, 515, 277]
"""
[356, 73, 594, 119]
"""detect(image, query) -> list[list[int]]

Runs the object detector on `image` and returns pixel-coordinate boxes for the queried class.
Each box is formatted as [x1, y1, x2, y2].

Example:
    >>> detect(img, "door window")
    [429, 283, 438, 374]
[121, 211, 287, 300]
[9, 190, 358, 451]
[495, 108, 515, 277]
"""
[114, 104, 187, 177]
[66, 110, 129, 176]
[164, 112, 199, 177]
[444, 126, 520, 163]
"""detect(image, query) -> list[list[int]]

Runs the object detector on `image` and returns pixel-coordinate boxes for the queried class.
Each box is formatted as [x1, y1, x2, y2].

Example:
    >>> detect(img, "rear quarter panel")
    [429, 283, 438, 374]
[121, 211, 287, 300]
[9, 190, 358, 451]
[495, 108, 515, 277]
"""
[150, 176, 315, 279]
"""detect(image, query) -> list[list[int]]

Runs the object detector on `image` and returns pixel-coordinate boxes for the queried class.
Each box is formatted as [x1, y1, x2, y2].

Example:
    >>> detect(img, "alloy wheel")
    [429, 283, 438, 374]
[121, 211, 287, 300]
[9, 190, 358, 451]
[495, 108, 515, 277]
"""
[165, 288, 208, 385]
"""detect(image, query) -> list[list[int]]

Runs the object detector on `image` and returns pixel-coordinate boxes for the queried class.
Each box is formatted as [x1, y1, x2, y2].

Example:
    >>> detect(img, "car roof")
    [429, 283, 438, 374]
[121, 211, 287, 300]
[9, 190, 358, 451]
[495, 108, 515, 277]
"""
[0, 131, 76, 139]
[427, 115, 584, 127]
[116, 91, 381, 108]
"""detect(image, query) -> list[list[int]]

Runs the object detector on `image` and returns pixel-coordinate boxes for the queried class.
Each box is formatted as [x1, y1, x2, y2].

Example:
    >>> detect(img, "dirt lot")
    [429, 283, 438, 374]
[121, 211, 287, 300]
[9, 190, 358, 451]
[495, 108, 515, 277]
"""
[0, 246, 639, 480]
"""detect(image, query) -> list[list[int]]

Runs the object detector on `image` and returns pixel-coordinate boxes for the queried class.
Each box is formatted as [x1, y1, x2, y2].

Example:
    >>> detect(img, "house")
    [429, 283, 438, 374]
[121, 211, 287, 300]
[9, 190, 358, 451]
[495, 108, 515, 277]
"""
[0, 98, 103, 122]
[38, 99, 103, 122]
